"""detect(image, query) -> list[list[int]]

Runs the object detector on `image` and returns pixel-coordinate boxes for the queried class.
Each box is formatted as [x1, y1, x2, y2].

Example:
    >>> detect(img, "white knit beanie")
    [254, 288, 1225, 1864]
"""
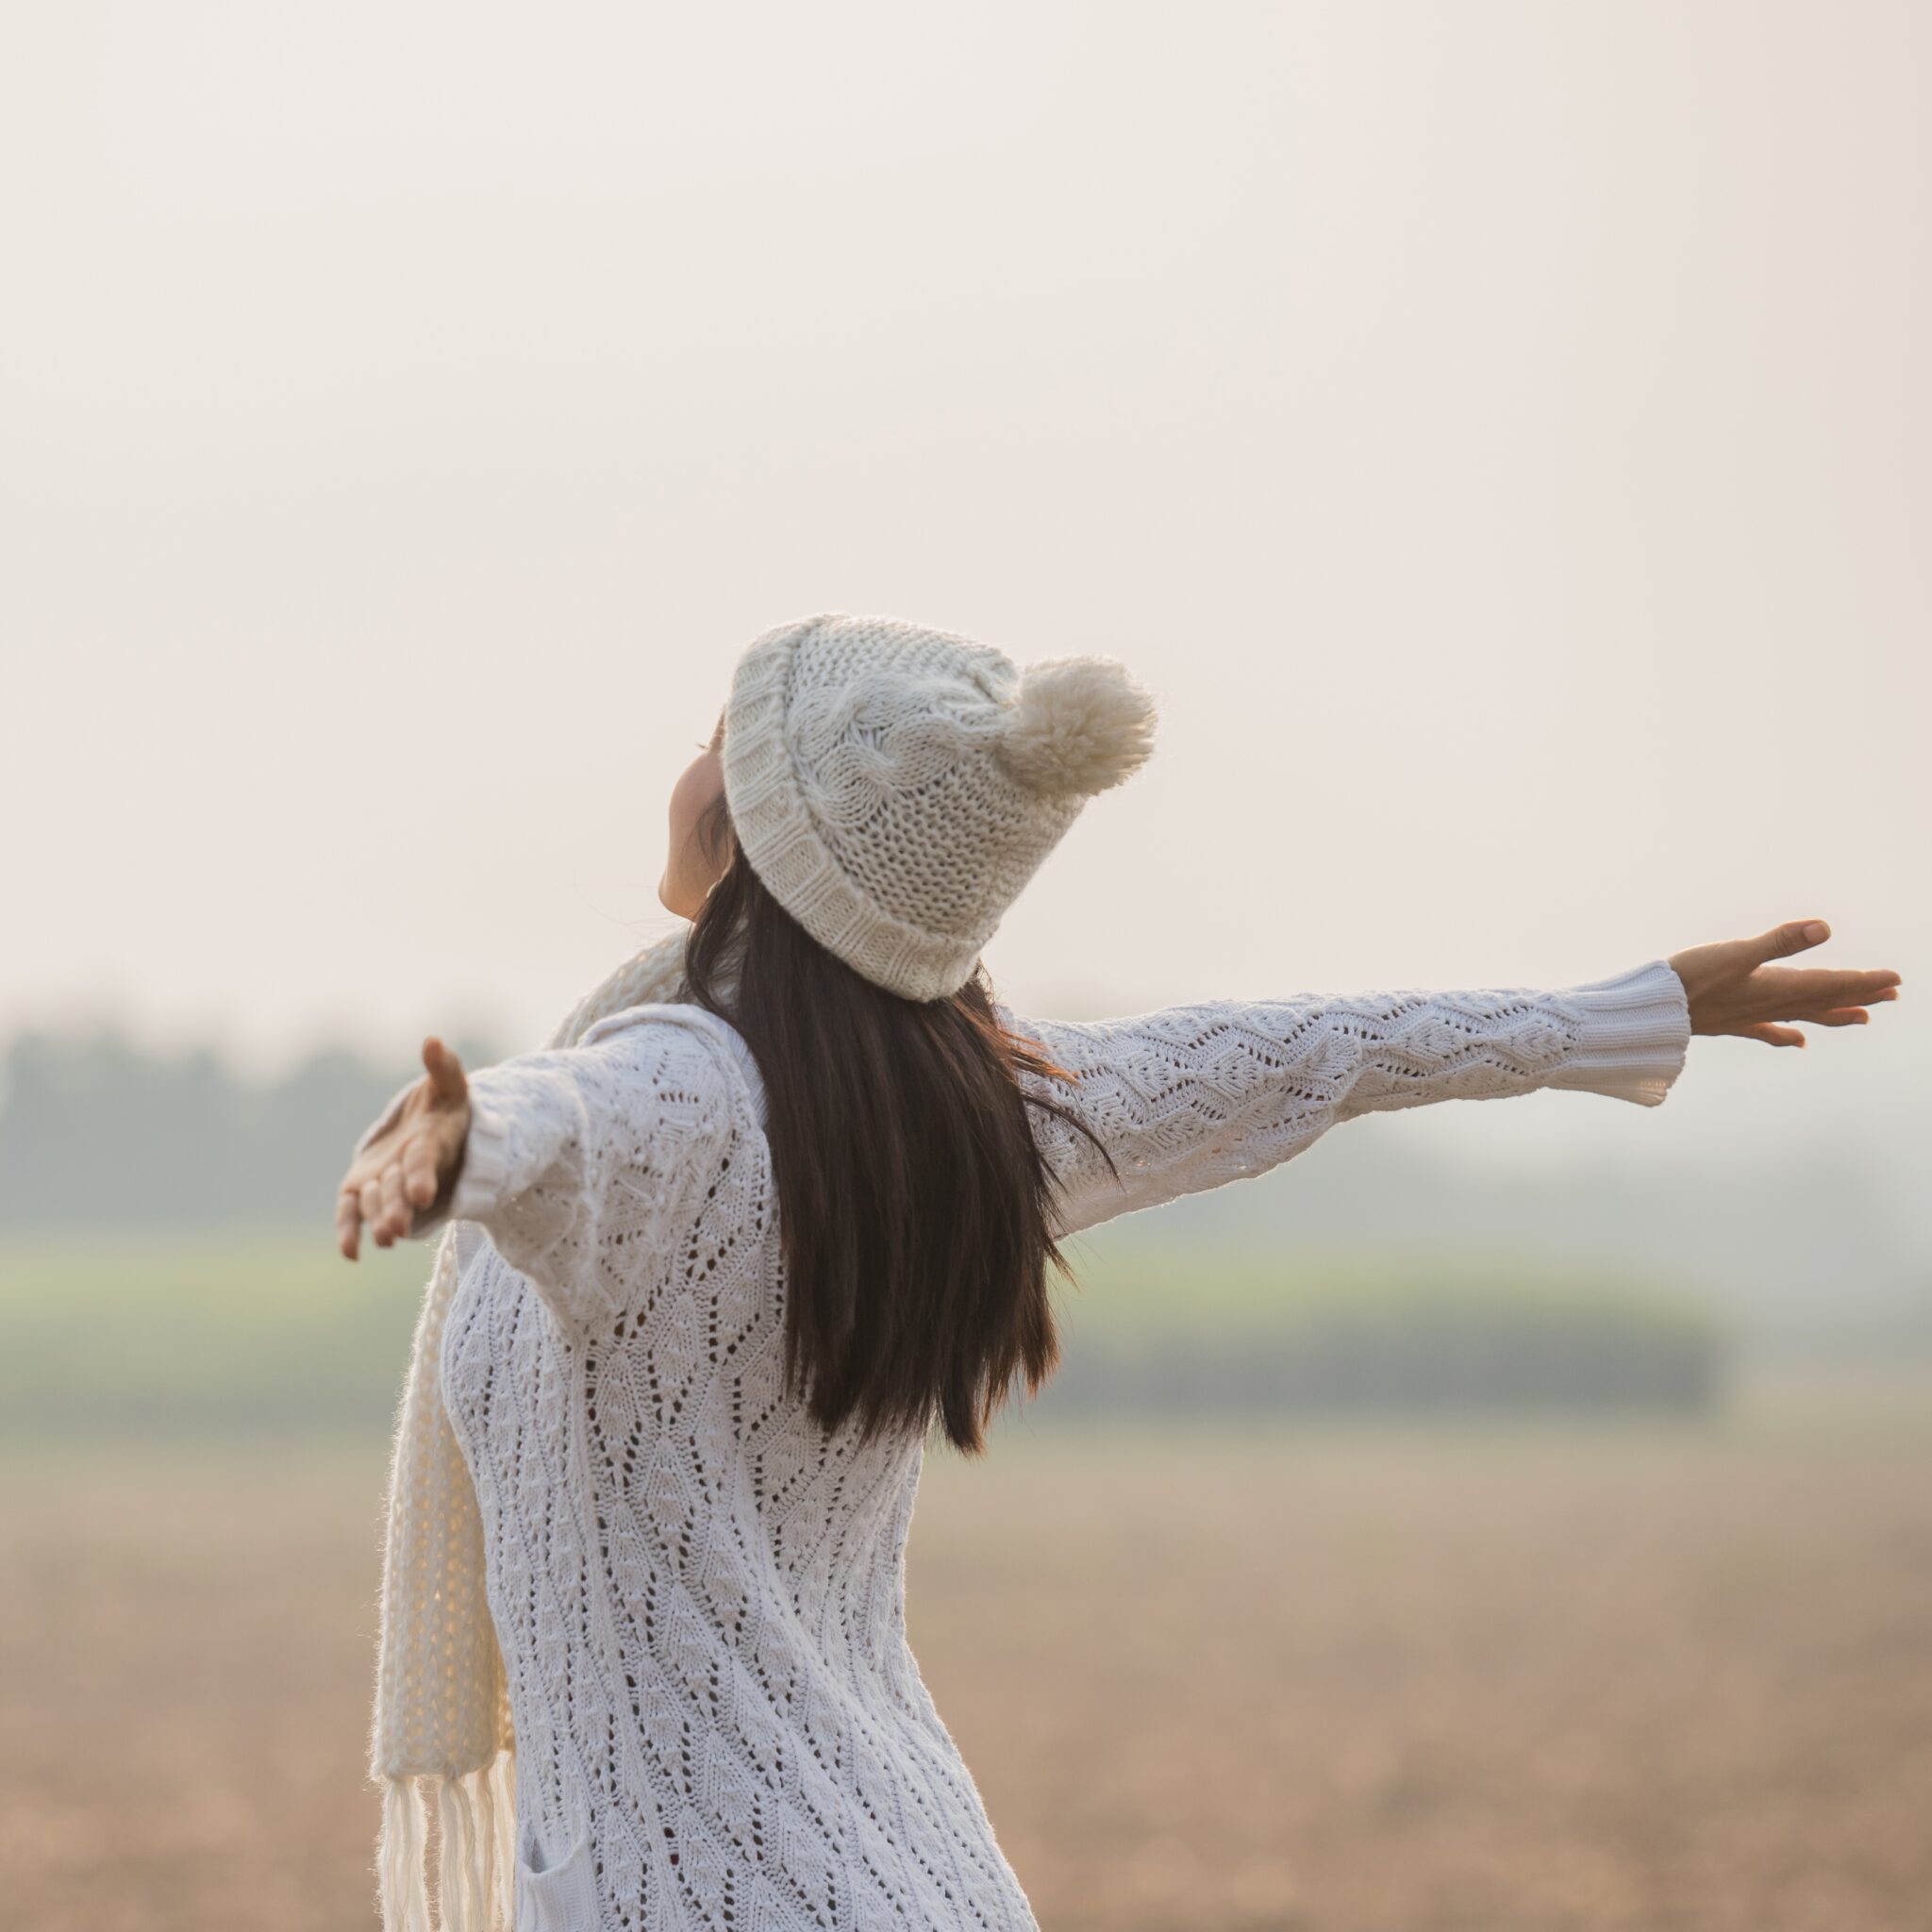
[721, 612, 1158, 1001]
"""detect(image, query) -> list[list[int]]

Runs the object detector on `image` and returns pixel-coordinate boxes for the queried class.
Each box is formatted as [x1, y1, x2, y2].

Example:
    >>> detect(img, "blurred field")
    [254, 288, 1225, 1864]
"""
[0, 1229, 1732, 1435]
[4, 1381, 1929, 1932]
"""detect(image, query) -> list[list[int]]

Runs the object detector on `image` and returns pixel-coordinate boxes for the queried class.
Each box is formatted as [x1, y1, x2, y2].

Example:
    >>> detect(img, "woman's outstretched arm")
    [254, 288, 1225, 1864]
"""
[1002, 917, 1901, 1240]
[1002, 959, 1690, 1238]
[335, 1009, 739, 1333]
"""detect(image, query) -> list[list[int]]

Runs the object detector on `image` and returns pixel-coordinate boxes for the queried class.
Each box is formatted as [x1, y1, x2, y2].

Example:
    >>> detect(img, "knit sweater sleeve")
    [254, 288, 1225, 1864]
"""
[401, 1014, 738, 1333]
[999, 957, 1691, 1240]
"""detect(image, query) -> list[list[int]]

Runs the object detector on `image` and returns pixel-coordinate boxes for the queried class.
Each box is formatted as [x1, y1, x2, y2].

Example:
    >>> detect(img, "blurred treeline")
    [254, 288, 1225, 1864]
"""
[2, 1022, 1926, 1437]
[0, 1023, 507, 1227]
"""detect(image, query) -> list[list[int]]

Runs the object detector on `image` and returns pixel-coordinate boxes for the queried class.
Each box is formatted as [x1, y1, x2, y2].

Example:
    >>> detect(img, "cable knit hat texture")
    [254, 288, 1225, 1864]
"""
[721, 613, 1158, 1002]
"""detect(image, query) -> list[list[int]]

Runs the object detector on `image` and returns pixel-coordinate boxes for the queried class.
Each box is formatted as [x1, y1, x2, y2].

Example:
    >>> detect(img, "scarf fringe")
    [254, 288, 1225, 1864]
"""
[377, 1755, 516, 1932]
[488, 1745, 517, 1920]
[377, 1776, 432, 1932]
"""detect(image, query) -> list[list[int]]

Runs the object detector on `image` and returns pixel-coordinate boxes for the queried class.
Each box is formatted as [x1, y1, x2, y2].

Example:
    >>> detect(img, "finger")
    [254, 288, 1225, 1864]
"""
[1795, 1008, 1871, 1027]
[1814, 969, 1901, 998]
[378, 1162, 410, 1243]
[336, 1186, 362, 1261]
[423, 1035, 468, 1107]
[360, 1176, 386, 1243]
[403, 1138, 441, 1209]
[1770, 973, 1902, 1019]
[1752, 918, 1830, 965]
[1807, 974, 1901, 1004]
[1736, 1022, 1807, 1048]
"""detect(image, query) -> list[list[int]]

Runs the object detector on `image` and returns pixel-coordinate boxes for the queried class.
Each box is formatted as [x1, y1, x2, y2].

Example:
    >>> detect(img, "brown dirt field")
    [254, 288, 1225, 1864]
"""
[3, 1406, 1928, 1931]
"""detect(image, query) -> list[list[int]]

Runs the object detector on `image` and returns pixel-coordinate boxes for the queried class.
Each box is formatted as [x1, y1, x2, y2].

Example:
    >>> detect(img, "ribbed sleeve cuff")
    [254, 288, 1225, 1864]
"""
[445, 1079, 516, 1223]
[1543, 958, 1692, 1108]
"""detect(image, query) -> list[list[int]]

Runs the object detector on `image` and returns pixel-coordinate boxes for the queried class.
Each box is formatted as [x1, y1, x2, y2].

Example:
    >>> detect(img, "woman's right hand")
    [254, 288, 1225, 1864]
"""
[336, 1037, 472, 1258]
[1666, 918, 1902, 1048]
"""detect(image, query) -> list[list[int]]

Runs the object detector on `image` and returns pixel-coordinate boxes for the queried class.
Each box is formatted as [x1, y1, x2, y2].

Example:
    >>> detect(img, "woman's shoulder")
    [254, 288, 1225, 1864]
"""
[575, 999, 767, 1126]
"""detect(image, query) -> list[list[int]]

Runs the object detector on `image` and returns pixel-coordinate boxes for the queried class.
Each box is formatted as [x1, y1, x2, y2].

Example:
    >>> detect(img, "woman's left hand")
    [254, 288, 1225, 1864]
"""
[336, 1037, 472, 1259]
[1666, 919, 1903, 1047]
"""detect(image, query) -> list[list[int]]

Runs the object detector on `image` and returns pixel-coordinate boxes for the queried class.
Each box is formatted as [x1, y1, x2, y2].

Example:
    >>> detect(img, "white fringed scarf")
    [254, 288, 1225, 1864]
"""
[367, 928, 693, 1932]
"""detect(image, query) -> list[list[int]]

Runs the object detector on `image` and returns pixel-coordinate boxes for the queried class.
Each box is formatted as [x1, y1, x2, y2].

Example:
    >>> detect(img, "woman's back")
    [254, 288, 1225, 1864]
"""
[429, 958, 1691, 1928]
[439, 1002, 1041, 1931]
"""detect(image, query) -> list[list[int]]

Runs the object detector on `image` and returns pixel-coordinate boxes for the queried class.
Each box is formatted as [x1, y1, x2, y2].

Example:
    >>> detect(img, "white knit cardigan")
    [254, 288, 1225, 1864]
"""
[366, 939, 1691, 1932]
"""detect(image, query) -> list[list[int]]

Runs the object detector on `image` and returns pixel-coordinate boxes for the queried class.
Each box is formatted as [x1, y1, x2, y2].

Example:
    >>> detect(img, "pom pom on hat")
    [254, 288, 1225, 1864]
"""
[994, 656, 1158, 798]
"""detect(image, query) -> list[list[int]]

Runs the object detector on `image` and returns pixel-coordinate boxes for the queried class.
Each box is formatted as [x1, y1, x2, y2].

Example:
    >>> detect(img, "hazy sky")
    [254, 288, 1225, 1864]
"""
[3, 2, 1924, 1179]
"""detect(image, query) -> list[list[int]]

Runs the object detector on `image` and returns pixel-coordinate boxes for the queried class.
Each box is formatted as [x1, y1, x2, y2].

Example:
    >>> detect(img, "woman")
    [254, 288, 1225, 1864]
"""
[338, 612, 1900, 1932]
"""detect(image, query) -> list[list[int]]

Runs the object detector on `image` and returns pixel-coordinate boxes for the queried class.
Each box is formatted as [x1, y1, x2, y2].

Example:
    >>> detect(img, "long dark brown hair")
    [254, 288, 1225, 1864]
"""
[678, 786, 1115, 1456]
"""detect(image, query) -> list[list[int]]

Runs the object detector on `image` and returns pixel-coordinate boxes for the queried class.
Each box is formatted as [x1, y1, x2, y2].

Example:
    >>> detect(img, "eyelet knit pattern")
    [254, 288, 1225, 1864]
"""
[371, 948, 1690, 1930]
